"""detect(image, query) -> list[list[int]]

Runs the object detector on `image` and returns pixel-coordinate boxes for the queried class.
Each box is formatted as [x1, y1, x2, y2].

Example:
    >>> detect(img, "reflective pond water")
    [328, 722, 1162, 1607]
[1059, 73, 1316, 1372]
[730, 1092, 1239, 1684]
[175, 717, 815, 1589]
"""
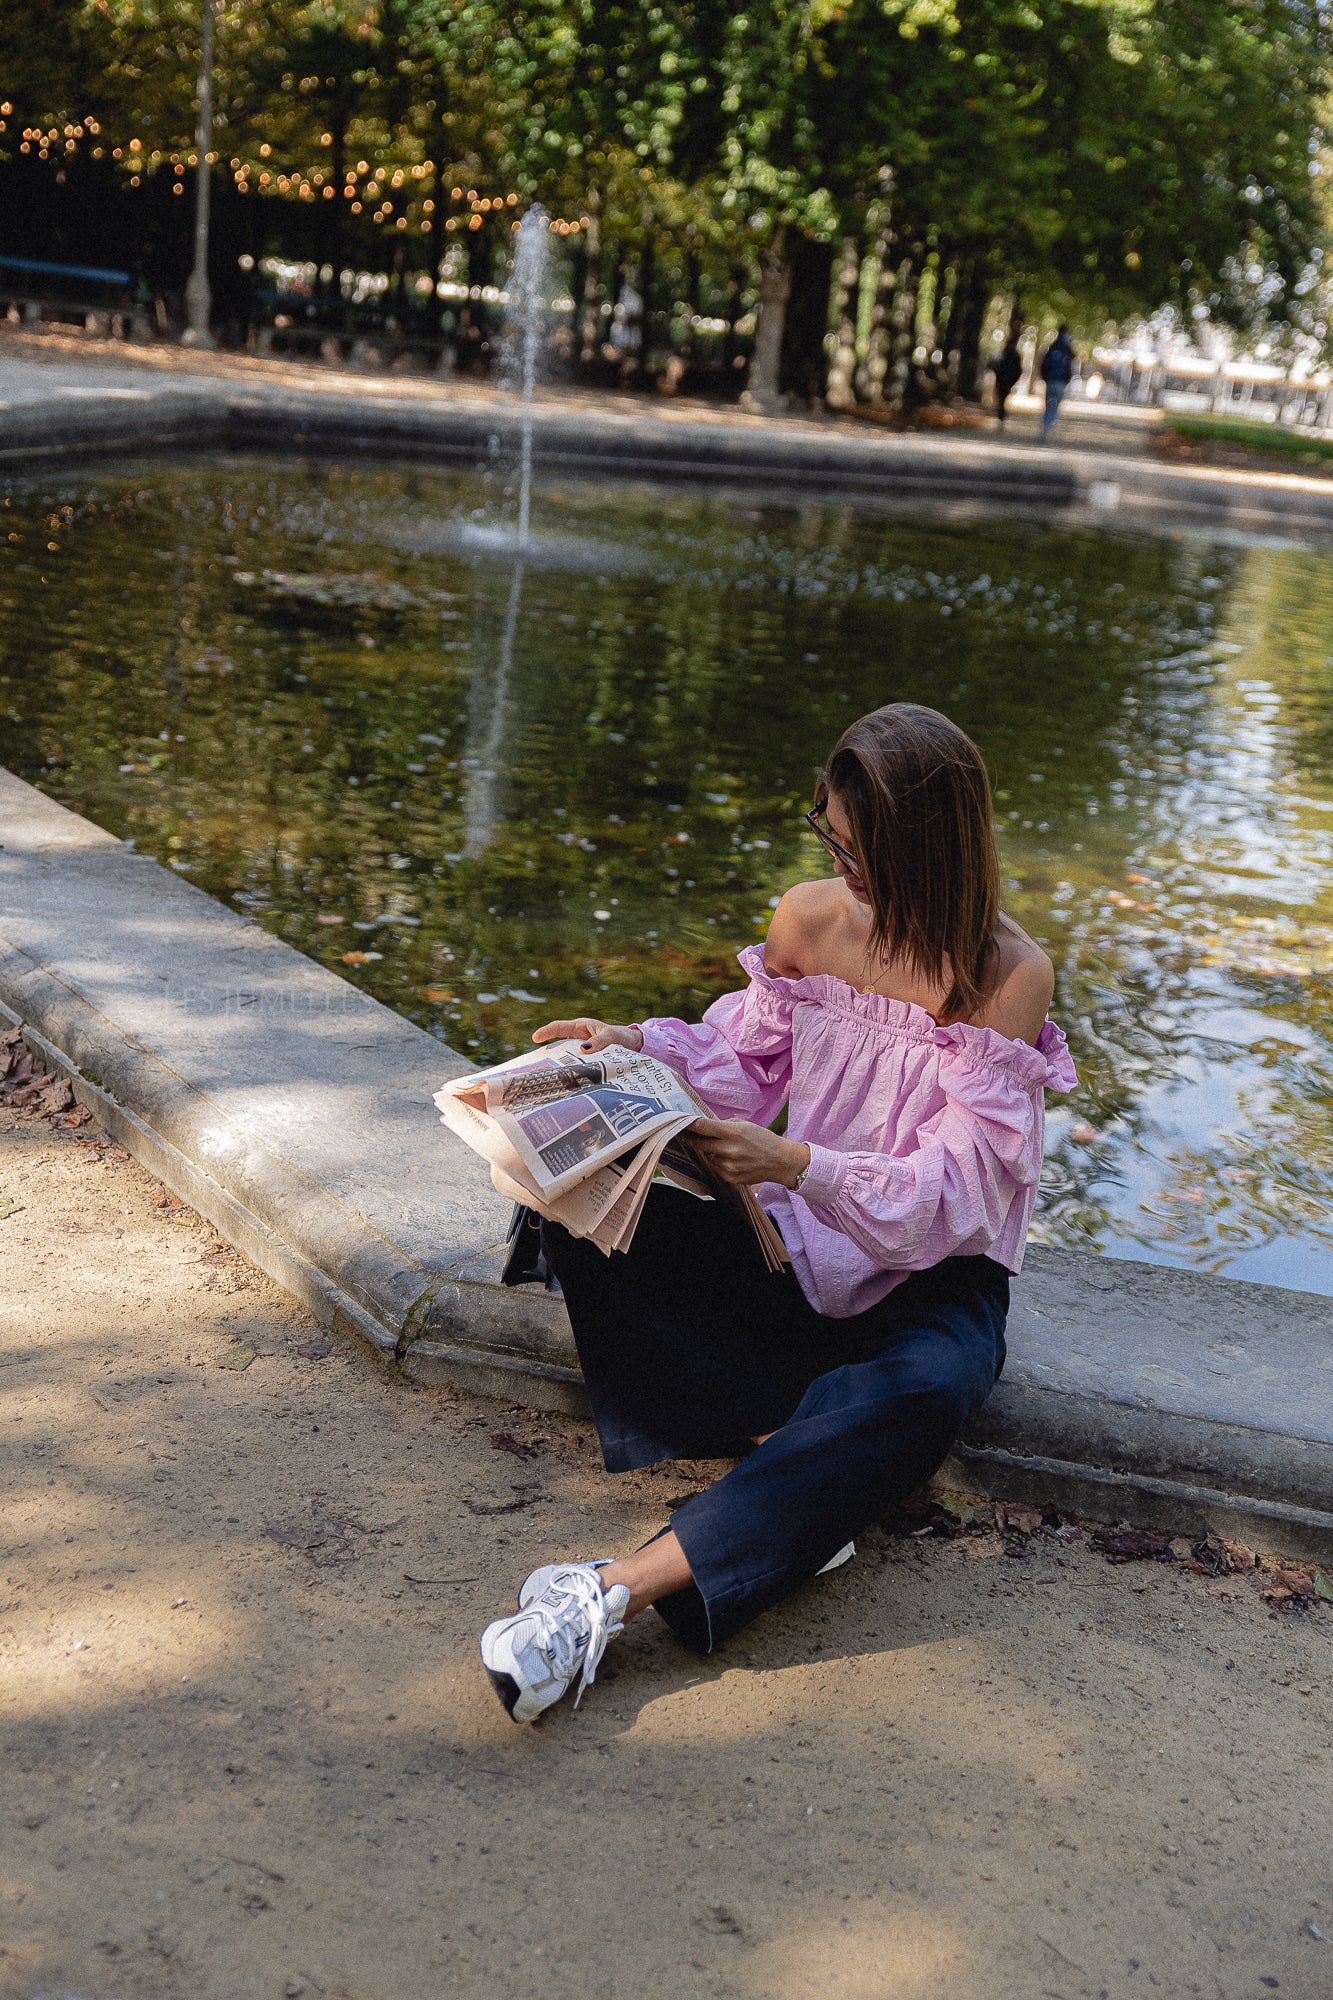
[2, 458, 1331, 1290]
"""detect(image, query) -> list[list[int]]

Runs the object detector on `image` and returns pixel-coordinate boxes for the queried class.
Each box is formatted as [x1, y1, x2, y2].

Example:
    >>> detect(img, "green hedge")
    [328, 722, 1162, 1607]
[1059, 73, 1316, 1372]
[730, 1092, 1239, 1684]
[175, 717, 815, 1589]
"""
[1165, 411, 1333, 465]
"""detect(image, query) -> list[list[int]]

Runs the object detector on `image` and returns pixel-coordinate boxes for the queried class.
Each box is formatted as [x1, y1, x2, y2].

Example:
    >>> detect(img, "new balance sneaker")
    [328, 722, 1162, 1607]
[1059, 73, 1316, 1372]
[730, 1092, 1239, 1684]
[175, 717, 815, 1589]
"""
[480, 1562, 629, 1723]
[516, 1557, 612, 1609]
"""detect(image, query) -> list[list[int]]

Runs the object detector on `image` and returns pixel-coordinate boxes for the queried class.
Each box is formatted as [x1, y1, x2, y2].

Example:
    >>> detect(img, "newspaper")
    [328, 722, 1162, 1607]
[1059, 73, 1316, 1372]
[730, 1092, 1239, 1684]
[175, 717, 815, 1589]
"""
[434, 1040, 789, 1271]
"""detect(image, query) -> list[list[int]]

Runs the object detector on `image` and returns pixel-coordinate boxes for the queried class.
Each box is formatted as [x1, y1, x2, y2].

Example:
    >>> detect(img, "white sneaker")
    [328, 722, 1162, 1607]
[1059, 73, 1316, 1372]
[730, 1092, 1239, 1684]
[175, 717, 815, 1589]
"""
[516, 1557, 612, 1609]
[480, 1562, 629, 1723]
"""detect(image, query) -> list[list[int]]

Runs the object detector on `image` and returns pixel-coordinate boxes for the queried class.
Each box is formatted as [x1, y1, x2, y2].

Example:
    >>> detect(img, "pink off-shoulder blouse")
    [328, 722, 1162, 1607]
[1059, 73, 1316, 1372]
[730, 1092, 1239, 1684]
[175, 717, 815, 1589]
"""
[638, 943, 1077, 1319]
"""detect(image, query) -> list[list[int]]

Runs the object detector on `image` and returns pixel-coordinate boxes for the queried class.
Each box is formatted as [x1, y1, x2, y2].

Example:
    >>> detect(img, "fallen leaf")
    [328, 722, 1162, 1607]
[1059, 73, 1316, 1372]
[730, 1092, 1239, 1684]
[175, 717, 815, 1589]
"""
[0, 1197, 24, 1221]
[341, 950, 383, 965]
[1092, 1528, 1172, 1563]
[293, 1338, 333, 1361]
[1188, 1534, 1230, 1577]
[421, 986, 455, 1003]
[490, 1431, 538, 1461]
[1313, 1571, 1333, 1604]
[217, 1342, 256, 1371]
[997, 1502, 1043, 1536]
[1222, 1539, 1258, 1571]
[315, 914, 345, 926]
[1168, 1537, 1195, 1562]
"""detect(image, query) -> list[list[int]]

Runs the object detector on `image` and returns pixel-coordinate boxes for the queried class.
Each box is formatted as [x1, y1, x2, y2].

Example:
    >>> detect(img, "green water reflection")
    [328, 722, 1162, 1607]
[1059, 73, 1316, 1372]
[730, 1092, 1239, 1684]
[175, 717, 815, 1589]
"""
[2, 458, 1331, 1290]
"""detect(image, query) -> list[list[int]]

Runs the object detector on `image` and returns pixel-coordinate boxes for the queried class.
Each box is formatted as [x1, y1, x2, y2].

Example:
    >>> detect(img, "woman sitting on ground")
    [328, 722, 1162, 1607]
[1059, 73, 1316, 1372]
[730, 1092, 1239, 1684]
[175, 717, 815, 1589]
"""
[480, 701, 1075, 1722]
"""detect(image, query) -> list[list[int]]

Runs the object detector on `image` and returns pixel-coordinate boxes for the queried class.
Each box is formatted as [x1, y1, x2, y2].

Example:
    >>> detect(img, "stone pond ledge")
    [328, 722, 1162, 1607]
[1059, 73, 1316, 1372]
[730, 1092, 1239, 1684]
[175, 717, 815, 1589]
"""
[2, 770, 1330, 1560]
[6, 373, 1333, 536]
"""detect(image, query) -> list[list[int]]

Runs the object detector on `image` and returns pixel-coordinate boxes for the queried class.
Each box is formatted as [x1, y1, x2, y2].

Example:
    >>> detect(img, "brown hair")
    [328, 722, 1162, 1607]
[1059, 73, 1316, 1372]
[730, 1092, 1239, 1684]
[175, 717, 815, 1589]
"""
[820, 703, 1000, 1022]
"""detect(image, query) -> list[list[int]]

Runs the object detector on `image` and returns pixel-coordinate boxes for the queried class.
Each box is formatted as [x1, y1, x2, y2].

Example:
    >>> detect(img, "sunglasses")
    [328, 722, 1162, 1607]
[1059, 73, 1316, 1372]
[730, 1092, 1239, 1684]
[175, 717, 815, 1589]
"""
[804, 801, 861, 878]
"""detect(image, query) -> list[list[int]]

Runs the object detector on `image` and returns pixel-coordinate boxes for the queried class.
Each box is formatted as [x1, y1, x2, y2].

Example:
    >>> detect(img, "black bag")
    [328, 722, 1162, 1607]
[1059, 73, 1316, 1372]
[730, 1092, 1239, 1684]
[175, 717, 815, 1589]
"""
[499, 1203, 560, 1291]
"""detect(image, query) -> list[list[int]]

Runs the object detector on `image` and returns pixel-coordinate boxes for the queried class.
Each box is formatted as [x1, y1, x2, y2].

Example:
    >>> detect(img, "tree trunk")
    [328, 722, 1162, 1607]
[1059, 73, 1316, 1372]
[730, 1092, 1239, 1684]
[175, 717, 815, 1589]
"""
[323, 114, 347, 305]
[744, 226, 791, 410]
[723, 261, 746, 373]
[579, 190, 602, 365]
[638, 231, 656, 361]
[858, 208, 899, 403]
[954, 262, 990, 400]
[939, 255, 968, 382]
[887, 241, 925, 409]
[779, 232, 835, 405]
[824, 234, 861, 409]
[682, 248, 701, 355]
[568, 236, 588, 332]
[1020, 322, 1040, 396]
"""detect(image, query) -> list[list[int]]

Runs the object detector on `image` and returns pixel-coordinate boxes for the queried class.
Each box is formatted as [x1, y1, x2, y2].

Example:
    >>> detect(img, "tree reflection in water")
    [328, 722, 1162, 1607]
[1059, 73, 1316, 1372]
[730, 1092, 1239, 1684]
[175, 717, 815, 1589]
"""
[1, 459, 1330, 1291]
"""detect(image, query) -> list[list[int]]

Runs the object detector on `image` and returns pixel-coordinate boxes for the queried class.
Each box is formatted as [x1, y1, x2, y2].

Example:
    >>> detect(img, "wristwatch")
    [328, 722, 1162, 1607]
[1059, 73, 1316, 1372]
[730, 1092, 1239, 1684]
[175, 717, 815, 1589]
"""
[792, 1152, 812, 1193]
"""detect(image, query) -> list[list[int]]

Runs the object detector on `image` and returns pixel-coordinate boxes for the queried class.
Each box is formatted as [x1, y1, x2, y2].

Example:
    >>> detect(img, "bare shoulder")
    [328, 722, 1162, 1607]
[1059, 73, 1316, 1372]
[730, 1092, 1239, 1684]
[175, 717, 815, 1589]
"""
[762, 878, 845, 978]
[975, 919, 1055, 1044]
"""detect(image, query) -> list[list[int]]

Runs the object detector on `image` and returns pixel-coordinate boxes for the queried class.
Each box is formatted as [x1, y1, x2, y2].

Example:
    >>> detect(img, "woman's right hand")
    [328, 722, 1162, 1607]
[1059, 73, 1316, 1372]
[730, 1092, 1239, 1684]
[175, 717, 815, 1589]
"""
[532, 1017, 645, 1054]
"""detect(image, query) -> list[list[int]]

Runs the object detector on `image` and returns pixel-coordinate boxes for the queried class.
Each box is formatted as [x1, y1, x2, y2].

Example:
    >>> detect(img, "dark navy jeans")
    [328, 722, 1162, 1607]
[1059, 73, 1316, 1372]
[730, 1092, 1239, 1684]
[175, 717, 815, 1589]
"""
[541, 1185, 1008, 1654]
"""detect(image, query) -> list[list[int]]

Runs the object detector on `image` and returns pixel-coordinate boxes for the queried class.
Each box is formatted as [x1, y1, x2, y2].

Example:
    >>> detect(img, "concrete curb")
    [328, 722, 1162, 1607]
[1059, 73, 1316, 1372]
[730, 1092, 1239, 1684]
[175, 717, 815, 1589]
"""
[5, 377, 1333, 536]
[2, 772, 1330, 1559]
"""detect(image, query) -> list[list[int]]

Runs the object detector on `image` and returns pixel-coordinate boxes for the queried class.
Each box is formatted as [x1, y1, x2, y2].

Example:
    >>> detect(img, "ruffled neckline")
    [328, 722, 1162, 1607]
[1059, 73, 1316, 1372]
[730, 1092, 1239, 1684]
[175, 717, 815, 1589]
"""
[737, 943, 1076, 1090]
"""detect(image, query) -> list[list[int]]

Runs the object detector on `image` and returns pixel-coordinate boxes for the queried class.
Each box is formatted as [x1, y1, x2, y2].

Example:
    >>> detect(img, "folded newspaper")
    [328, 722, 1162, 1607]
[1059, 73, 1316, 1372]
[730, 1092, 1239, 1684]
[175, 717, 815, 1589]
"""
[434, 1040, 789, 1271]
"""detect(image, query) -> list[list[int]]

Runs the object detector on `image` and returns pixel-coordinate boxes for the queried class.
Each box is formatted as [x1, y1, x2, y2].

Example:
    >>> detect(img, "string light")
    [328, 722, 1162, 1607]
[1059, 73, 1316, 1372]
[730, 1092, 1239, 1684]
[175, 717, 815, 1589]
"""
[7, 108, 558, 245]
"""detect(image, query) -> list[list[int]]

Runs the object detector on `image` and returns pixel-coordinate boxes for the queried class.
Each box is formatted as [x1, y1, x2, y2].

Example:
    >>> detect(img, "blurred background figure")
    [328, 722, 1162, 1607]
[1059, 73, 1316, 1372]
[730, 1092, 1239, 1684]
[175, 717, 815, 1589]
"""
[1039, 327, 1075, 438]
[990, 335, 1023, 424]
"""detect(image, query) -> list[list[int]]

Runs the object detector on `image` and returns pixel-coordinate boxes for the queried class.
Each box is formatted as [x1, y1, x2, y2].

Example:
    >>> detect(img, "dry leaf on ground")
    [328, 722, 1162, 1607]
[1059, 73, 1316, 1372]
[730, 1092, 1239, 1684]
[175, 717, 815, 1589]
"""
[1092, 1528, 1172, 1563]
[490, 1431, 538, 1461]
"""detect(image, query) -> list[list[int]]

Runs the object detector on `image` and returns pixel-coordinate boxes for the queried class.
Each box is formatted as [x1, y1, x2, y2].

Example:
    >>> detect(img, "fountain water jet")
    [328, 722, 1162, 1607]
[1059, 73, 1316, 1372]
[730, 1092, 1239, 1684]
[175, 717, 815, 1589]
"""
[458, 206, 546, 855]
[499, 205, 550, 550]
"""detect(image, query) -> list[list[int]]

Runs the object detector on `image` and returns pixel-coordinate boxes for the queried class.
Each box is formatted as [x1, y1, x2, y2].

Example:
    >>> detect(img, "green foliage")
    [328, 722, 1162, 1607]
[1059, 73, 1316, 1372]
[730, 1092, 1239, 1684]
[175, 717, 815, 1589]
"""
[1, 0, 1326, 334]
[1166, 410, 1333, 464]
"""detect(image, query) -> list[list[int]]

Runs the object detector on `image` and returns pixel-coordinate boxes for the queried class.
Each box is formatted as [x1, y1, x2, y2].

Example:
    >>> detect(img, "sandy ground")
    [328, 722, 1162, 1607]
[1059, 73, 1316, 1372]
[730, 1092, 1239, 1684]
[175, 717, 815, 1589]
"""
[2, 1104, 1331, 2000]
[0, 321, 1161, 458]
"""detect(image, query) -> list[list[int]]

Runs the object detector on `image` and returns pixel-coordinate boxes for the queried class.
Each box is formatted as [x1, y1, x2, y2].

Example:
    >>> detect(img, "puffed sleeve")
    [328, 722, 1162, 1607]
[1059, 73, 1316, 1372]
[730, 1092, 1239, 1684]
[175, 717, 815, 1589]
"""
[636, 944, 794, 1124]
[794, 1024, 1076, 1271]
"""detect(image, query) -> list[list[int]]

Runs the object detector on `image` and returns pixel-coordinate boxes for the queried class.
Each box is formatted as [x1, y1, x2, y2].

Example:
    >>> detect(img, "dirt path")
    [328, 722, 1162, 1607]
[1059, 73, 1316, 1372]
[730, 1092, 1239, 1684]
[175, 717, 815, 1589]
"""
[0, 321, 1159, 458]
[2, 1103, 1330, 2000]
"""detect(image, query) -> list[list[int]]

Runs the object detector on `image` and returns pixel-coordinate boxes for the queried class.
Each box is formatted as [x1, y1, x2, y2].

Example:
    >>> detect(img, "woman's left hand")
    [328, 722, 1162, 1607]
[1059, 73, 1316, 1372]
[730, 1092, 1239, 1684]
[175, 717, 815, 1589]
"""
[689, 1118, 810, 1190]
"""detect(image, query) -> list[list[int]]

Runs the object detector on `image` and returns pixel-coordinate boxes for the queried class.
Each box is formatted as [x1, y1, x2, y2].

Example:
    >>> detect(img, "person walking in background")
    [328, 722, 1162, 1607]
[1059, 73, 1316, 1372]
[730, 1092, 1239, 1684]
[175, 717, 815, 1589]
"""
[990, 335, 1023, 424]
[1039, 326, 1076, 438]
